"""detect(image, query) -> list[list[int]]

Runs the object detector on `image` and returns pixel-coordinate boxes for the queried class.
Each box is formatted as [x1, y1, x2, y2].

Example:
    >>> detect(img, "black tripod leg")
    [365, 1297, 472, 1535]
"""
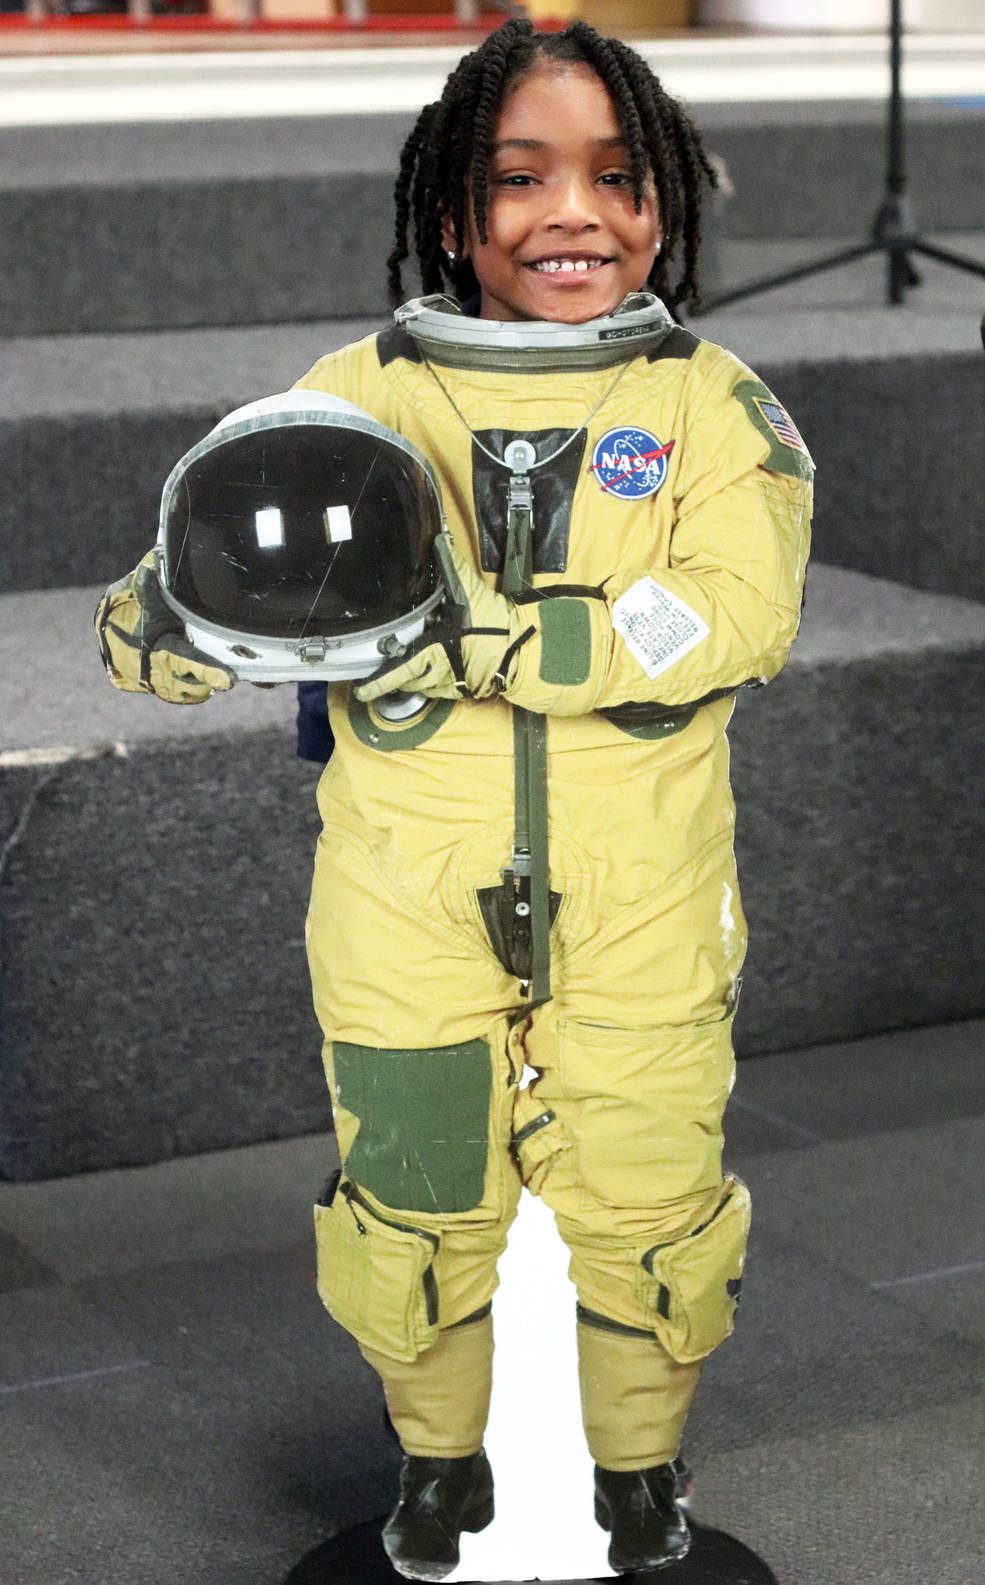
[698, 241, 877, 314]
[888, 242, 921, 305]
[909, 238, 985, 280]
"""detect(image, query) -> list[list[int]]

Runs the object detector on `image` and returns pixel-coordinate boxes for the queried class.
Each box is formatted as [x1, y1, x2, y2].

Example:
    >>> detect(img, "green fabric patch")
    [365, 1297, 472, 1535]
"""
[538, 598, 592, 687]
[733, 379, 814, 481]
[347, 694, 455, 752]
[333, 1038, 492, 1213]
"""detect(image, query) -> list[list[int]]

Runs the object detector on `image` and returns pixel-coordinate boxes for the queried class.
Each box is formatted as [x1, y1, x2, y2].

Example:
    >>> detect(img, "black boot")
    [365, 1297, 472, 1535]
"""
[382, 1450, 494, 1581]
[594, 1457, 691, 1572]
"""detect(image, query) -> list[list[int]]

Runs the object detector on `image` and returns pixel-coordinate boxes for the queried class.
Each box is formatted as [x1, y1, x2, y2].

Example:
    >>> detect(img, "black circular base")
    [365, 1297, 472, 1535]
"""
[283, 1515, 778, 1585]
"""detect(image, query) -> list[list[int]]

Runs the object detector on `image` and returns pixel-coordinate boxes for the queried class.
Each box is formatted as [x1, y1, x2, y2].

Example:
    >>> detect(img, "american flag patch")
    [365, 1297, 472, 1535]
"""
[754, 398, 806, 452]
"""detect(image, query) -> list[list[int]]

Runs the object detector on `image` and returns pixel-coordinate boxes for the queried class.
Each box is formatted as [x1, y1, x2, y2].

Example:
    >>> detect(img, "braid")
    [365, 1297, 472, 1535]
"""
[469, 21, 523, 248]
[388, 18, 717, 316]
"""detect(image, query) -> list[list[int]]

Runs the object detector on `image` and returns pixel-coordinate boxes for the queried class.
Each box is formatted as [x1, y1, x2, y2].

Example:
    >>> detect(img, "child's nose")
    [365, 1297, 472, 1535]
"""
[545, 173, 602, 230]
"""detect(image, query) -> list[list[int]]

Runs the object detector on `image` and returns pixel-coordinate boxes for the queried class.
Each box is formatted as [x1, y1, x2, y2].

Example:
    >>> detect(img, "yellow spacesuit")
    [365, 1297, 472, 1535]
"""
[293, 313, 813, 1470]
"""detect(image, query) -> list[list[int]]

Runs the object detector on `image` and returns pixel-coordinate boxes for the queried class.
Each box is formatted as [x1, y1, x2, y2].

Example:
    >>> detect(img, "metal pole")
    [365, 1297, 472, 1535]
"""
[887, 0, 904, 199]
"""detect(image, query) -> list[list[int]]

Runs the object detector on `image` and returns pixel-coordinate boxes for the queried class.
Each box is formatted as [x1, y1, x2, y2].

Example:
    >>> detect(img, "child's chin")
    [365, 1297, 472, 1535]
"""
[542, 293, 624, 325]
[524, 275, 638, 325]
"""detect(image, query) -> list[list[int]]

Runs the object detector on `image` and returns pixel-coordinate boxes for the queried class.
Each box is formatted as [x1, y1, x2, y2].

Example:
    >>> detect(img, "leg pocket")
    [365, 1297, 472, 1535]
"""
[635, 1175, 751, 1364]
[314, 1172, 440, 1365]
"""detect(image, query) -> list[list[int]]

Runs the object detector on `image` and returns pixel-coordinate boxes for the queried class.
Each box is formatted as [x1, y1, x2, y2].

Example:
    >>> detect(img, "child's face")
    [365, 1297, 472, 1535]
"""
[449, 61, 662, 325]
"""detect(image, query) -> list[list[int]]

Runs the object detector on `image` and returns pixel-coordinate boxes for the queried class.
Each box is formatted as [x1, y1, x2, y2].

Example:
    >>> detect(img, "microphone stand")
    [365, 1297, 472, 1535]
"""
[697, 0, 985, 313]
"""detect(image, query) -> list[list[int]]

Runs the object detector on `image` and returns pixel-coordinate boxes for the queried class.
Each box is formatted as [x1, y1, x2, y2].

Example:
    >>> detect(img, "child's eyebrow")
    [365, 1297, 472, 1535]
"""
[490, 135, 627, 154]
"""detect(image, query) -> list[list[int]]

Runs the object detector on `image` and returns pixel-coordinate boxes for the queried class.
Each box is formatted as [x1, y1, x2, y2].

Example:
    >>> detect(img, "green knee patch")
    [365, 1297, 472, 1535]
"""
[333, 1038, 492, 1214]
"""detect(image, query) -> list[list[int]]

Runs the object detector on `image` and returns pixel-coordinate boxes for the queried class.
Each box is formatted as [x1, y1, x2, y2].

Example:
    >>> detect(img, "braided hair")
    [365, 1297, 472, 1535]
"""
[387, 18, 717, 317]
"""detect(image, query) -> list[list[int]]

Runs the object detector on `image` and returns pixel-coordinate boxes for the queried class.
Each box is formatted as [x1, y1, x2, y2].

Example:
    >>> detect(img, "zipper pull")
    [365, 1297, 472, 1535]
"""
[343, 1184, 367, 1236]
[503, 439, 537, 598]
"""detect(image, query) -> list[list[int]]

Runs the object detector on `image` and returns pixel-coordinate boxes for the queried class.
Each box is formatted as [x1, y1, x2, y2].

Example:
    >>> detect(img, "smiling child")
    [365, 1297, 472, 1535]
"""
[96, 19, 812, 1581]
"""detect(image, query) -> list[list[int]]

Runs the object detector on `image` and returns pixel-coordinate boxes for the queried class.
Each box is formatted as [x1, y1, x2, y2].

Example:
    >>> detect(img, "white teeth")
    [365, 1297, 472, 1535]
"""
[531, 258, 604, 273]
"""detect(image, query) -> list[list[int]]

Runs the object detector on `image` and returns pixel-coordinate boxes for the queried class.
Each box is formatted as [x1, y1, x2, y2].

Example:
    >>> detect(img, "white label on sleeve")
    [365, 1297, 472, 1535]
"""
[611, 577, 710, 679]
[323, 504, 353, 544]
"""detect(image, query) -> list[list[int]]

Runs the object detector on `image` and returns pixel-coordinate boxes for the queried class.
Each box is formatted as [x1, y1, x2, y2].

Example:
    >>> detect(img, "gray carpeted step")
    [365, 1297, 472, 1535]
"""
[4, 294, 983, 601]
[0, 318, 377, 594]
[2, 100, 983, 337]
[3, 564, 985, 1178]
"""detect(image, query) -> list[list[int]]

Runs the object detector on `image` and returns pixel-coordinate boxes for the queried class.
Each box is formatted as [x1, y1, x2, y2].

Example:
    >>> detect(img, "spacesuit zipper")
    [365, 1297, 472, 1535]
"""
[342, 1180, 440, 1325]
[502, 457, 552, 1009]
[511, 1109, 556, 1148]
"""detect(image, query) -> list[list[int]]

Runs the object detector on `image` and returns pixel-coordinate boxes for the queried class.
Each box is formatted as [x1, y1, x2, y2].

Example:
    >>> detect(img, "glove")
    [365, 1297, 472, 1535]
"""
[95, 552, 235, 706]
[355, 532, 609, 714]
[355, 533, 513, 704]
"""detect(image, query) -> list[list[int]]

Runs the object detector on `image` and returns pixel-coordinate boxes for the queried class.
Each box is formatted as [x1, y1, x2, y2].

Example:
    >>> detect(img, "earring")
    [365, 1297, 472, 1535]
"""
[654, 242, 662, 255]
[446, 249, 456, 264]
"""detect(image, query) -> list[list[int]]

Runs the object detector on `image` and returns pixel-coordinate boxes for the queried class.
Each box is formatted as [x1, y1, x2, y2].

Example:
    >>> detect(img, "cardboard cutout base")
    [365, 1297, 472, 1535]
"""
[282, 1514, 779, 1585]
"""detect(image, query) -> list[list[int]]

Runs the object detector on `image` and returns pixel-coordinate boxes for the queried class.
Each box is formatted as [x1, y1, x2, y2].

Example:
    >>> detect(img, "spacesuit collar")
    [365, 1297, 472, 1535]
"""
[395, 292, 677, 374]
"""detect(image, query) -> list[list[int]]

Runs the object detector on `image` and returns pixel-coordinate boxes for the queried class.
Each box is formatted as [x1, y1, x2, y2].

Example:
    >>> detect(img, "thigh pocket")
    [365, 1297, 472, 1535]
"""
[635, 1175, 751, 1364]
[314, 1172, 440, 1364]
[557, 1018, 735, 1209]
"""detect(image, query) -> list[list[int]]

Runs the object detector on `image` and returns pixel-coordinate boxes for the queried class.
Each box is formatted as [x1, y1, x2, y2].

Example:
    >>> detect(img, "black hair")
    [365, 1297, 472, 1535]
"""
[387, 17, 717, 317]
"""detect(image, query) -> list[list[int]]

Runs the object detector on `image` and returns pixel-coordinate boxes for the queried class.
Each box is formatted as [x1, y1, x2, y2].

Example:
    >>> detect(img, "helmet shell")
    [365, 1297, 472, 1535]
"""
[157, 392, 444, 681]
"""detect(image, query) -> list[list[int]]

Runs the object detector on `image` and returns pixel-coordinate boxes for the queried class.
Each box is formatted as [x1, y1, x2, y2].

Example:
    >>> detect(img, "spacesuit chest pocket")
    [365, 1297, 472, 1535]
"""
[313, 1173, 440, 1364]
[636, 1175, 751, 1364]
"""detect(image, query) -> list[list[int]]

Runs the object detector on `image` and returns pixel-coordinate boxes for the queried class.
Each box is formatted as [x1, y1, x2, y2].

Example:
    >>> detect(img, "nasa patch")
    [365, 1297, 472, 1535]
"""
[590, 426, 675, 501]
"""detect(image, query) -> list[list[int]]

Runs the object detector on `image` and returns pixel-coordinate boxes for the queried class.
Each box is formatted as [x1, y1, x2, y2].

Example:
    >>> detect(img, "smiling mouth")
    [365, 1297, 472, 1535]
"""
[527, 256, 611, 275]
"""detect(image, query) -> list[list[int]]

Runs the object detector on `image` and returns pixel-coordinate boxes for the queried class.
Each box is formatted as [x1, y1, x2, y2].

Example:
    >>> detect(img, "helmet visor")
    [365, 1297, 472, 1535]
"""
[161, 419, 441, 641]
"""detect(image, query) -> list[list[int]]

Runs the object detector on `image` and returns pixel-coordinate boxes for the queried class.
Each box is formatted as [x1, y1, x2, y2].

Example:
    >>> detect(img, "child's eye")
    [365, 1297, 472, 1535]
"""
[599, 171, 633, 187]
[495, 173, 537, 187]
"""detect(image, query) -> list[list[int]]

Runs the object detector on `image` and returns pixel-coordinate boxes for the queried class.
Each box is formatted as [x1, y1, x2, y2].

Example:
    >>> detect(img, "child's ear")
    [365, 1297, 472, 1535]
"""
[441, 211, 469, 261]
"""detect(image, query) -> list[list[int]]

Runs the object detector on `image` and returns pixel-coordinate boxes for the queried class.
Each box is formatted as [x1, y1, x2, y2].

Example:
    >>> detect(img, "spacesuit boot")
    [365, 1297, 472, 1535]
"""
[381, 1449, 495, 1582]
[360, 1311, 496, 1580]
[594, 1460, 691, 1571]
[577, 1310, 701, 1570]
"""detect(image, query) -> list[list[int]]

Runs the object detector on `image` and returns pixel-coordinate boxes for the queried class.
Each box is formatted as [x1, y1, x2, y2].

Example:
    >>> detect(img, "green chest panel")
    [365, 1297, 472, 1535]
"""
[333, 1038, 492, 1214]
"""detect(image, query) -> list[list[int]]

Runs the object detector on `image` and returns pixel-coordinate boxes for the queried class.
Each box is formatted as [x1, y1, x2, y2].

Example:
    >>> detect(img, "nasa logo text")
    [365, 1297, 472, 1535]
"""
[590, 426, 675, 500]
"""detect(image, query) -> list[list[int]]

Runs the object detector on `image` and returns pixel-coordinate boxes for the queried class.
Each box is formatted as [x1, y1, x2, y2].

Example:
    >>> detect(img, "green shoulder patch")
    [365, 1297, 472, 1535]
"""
[733, 378, 814, 481]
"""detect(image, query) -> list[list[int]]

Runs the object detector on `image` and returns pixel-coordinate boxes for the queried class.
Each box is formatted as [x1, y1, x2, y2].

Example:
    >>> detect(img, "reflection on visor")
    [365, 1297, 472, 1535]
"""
[323, 505, 353, 544]
[255, 507, 285, 549]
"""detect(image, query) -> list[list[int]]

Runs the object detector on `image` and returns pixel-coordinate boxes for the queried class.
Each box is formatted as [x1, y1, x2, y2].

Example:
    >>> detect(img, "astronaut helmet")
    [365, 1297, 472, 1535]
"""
[156, 391, 445, 683]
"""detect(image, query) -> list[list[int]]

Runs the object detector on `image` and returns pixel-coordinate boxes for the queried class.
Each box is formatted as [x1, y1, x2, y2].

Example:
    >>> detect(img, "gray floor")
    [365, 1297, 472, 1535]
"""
[1, 1017, 983, 1585]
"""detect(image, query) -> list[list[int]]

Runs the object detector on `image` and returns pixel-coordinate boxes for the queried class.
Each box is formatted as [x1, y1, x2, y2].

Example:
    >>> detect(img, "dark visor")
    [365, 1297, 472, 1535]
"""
[162, 424, 441, 639]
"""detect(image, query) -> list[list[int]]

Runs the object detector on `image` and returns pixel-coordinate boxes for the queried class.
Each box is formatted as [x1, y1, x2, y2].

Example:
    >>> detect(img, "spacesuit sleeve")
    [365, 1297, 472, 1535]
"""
[506, 363, 813, 715]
